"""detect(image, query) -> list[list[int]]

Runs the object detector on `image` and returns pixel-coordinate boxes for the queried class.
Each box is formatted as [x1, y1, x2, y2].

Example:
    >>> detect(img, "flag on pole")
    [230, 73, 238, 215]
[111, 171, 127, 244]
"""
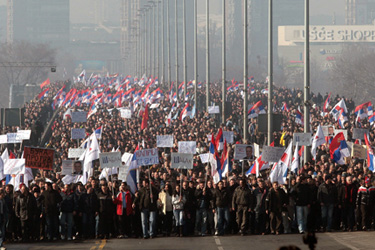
[248, 101, 266, 119]
[40, 78, 50, 88]
[290, 142, 299, 173]
[311, 125, 325, 159]
[365, 134, 375, 172]
[141, 105, 149, 130]
[269, 142, 293, 185]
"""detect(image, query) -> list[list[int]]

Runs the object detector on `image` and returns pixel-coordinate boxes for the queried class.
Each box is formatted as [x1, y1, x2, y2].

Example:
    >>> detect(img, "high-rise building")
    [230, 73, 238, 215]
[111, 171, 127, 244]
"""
[346, 0, 375, 25]
[12, 0, 69, 46]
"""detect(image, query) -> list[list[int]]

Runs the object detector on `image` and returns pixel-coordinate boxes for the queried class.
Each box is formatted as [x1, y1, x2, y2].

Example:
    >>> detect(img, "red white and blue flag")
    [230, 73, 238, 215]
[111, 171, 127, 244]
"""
[248, 101, 266, 119]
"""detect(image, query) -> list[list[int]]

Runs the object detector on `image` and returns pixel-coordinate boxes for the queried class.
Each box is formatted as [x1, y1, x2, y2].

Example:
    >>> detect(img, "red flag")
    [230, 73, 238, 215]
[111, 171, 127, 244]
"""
[329, 132, 345, 159]
[215, 128, 223, 151]
[141, 105, 149, 130]
[40, 78, 50, 89]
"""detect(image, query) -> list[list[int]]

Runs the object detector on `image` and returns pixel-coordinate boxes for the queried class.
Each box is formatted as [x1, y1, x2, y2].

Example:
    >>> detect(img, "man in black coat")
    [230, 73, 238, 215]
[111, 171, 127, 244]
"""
[41, 182, 62, 240]
[15, 185, 37, 242]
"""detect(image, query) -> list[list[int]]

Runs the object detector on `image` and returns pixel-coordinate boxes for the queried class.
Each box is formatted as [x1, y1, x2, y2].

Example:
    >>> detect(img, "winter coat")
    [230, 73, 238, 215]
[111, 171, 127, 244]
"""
[113, 191, 133, 216]
[41, 189, 62, 216]
[253, 187, 269, 214]
[265, 188, 287, 213]
[211, 187, 230, 209]
[232, 185, 253, 208]
[291, 182, 311, 206]
[317, 183, 338, 205]
[60, 190, 76, 213]
[15, 192, 36, 221]
[97, 191, 114, 214]
[135, 187, 159, 211]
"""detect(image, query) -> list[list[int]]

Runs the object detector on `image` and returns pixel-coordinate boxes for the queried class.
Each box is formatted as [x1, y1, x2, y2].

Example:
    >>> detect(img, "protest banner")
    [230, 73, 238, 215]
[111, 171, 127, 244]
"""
[171, 153, 193, 169]
[7, 133, 22, 144]
[293, 133, 312, 146]
[322, 126, 335, 136]
[24, 147, 55, 170]
[234, 144, 253, 160]
[118, 166, 128, 181]
[99, 152, 122, 168]
[0, 135, 7, 144]
[351, 144, 367, 159]
[208, 106, 220, 114]
[71, 111, 88, 123]
[135, 148, 159, 166]
[157, 135, 174, 148]
[352, 128, 369, 140]
[223, 131, 234, 143]
[178, 141, 196, 154]
[68, 148, 86, 158]
[199, 153, 209, 164]
[16, 130, 31, 140]
[120, 109, 132, 119]
[262, 146, 285, 162]
[4, 159, 25, 175]
[71, 128, 86, 140]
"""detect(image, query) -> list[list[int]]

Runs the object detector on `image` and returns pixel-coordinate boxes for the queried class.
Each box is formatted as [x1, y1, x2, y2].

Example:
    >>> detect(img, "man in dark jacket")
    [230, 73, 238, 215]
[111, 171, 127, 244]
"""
[41, 182, 62, 240]
[339, 176, 357, 231]
[60, 184, 76, 240]
[211, 181, 230, 236]
[194, 180, 210, 236]
[253, 180, 268, 235]
[318, 175, 337, 231]
[291, 175, 311, 234]
[15, 185, 36, 242]
[232, 179, 253, 235]
[97, 184, 114, 239]
[356, 177, 372, 230]
[182, 181, 195, 236]
[266, 182, 287, 235]
[80, 186, 98, 238]
[133, 179, 158, 239]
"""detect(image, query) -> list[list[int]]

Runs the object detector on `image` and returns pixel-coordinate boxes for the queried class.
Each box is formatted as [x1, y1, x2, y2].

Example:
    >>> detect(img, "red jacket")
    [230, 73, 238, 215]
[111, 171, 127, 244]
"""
[113, 191, 133, 216]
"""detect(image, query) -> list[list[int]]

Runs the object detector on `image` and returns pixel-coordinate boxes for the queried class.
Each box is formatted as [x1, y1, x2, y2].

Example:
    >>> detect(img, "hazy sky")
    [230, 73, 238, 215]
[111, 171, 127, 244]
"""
[0, 0, 347, 24]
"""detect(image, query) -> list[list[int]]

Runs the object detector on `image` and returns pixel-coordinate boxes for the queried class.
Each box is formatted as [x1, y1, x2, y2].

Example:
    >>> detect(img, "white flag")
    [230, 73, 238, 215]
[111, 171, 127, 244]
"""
[290, 142, 299, 173]
[269, 142, 293, 185]
[311, 125, 325, 159]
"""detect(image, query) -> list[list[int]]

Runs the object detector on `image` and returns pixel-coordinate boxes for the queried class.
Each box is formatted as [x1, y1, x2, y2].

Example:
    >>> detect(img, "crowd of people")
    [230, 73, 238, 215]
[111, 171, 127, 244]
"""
[0, 74, 374, 249]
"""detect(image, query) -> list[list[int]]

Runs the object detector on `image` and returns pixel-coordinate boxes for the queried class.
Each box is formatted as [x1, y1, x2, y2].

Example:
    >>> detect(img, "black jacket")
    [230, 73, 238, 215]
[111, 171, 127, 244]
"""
[15, 192, 37, 221]
[291, 182, 311, 206]
[317, 182, 338, 205]
[211, 187, 230, 209]
[265, 188, 288, 213]
[253, 187, 269, 214]
[135, 186, 159, 211]
[232, 185, 253, 208]
[41, 189, 62, 215]
[97, 191, 114, 214]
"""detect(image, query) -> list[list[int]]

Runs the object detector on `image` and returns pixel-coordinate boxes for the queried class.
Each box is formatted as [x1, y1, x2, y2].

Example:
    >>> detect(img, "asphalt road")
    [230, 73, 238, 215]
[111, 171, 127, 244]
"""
[5, 231, 374, 250]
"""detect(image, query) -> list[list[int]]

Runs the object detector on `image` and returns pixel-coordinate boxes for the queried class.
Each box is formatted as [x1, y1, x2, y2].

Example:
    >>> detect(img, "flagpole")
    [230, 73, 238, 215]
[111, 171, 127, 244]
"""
[161, 0, 165, 86]
[222, 0, 226, 124]
[243, 0, 248, 142]
[206, 0, 210, 112]
[267, 0, 273, 145]
[148, 165, 153, 203]
[183, 0, 187, 99]
[304, 0, 310, 163]
[194, 0, 198, 111]
[167, 0, 171, 85]
[175, 0, 179, 99]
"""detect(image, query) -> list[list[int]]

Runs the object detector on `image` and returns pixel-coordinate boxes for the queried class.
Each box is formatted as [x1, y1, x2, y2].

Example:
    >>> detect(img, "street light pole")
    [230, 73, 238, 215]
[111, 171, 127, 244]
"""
[167, 0, 171, 85]
[206, 0, 210, 112]
[175, 0, 179, 96]
[267, 0, 273, 145]
[304, 0, 310, 162]
[183, 0, 187, 99]
[194, 0, 198, 110]
[222, 0, 226, 123]
[161, 0, 165, 85]
[243, 0, 248, 142]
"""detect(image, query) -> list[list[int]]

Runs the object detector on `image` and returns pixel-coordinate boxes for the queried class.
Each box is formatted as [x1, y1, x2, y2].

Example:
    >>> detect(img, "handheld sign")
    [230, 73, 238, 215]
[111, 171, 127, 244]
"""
[16, 130, 31, 140]
[157, 135, 174, 148]
[0, 135, 7, 144]
[178, 141, 196, 154]
[24, 147, 55, 170]
[135, 148, 159, 167]
[208, 106, 220, 114]
[99, 152, 122, 168]
[351, 144, 367, 159]
[234, 144, 253, 160]
[7, 133, 22, 144]
[68, 148, 86, 159]
[71, 111, 88, 123]
[223, 131, 234, 144]
[71, 128, 86, 140]
[262, 146, 285, 163]
[120, 109, 132, 119]
[293, 133, 312, 146]
[171, 153, 193, 169]
[199, 153, 209, 164]
[352, 128, 369, 140]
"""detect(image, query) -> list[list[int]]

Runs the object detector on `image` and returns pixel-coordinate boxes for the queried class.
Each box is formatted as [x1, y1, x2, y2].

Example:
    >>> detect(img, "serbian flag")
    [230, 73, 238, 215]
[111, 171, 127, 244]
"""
[248, 101, 266, 119]
[365, 134, 375, 172]
[355, 101, 373, 120]
[323, 92, 331, 113]
[329, 132, 346, 159]
[165, 111, 172, 127]
[40, 78, 50, 88]
[370, 113, 375, 126]
[295, 108, 303, 125]
[180, 103, 191, 121]
[290, 142, 299, 173]
[209, 135, 222, 184]
[95, 126, 102, 139]
[338, 109, 348, 128]
[332, 139, 350, 165]
[282, 103, 290, 112]
[215, 128, 224, 151]
[330, 99, 348, 120]
[37, 88, 49, 100]
[246, 154, 269, 177]
[141, 104, 149, 130]
[221, 140, 231, 177]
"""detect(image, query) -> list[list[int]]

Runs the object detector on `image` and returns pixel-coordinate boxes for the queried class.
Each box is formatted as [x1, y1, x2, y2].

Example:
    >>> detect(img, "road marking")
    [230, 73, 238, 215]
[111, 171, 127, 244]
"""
[90, 246, 97, 250]
[213, 236, 223, 250]
[91, 239, 106, 250]
[326, 233, 360, 250]
[98, 239, 107, 250]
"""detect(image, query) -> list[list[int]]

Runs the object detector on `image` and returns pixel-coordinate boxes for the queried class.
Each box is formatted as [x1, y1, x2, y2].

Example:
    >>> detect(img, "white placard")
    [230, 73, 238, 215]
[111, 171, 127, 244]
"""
[293, 133, 312, 146]
[254, 143, 260, 158]
[71, 128, 86, 140]
[207, 135, 212, 142]
[118, 166, 128, 181]
[200, 153, 209, 163]
[157, 135, 174, 148]
[178, 141, 197, 154]
[171, 153, 194, 169]
[208, 106, 220, 114]
[7, 133, 22, 144]
[16, 130, 31, 140]
[120, 109, 132, 119]
[234, 144, 254, 160]
[0, 135, 7, 144]
[135, 148, 159, 166]
[99, 152, 122, 168]
[62, 160, 83, 175]
[322, 126, 335, 136]
[68, 148, 86, 158]
[150, 104, 160, 109]
[262, 146, 285, 163]
[71, 111, 88, 123]
[353, 128, 369, 140]
[223, 131, 234, 144]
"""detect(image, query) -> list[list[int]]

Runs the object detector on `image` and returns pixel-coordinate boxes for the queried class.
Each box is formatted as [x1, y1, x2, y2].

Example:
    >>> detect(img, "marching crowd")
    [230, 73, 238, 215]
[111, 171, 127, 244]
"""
[0, 75, 374, 249]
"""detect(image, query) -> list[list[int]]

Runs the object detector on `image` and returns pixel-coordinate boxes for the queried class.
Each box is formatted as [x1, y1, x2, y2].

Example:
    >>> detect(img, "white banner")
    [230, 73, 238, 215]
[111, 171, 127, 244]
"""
[293, 133, 312, 146]
[120, 109, 132, 119]
[118, 166, 128, 181]
[171, 153, 193, 169]
[178, 141, 196, 154]
[234, 144, 253, 160]
[135, 148, 159, 166]
[208, 106, 220, 114]
[68, 148, 86, 159]
[99, 152, 122, 168]
[157, 135, 174, 148]
[71, 128, 86, 140]
[71, 111, 88, 123]
[262, 146, 285, 163]
[7, 133, 22, 144]
[353, 128, 369, 140]
[0, 135, 7, 144]
[16, 130, 31, 140]
[223, 131, 234, 144]
[199, 153, 209, 163]
[4, 159, 25, 175]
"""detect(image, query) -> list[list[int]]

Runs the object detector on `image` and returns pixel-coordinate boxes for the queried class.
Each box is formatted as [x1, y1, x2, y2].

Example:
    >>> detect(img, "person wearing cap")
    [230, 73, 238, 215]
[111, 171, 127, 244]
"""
[356, 177, 372, 230]
[317, 174, 338, 232]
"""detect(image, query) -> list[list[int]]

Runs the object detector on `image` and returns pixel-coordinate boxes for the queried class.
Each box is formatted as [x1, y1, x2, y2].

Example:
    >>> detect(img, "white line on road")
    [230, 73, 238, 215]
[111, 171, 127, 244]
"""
[326, 232, 360, 250]
[213, 236, 223, 250]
